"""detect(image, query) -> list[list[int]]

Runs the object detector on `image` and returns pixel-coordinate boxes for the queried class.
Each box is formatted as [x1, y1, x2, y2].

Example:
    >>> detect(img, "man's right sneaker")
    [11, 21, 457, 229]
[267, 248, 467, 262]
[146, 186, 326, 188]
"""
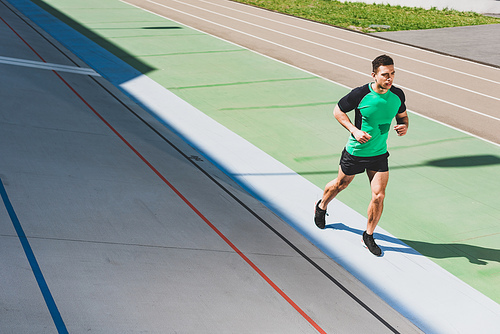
[314, 200, 327, 229]
[362, 231, 382, 256]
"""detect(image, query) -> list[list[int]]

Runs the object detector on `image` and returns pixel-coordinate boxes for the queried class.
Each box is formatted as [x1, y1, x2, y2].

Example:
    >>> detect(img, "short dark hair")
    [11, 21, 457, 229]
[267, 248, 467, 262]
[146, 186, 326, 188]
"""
[372, 55, 394, 73]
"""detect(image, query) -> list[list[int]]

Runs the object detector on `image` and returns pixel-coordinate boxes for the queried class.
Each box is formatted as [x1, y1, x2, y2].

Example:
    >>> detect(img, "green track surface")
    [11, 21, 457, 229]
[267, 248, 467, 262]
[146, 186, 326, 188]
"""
[27, 0, 500, 302]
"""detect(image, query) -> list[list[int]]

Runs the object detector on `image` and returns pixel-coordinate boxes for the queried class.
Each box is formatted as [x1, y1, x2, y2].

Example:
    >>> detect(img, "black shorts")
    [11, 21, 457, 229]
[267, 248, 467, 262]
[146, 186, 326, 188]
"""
[339, 148, 389, 175]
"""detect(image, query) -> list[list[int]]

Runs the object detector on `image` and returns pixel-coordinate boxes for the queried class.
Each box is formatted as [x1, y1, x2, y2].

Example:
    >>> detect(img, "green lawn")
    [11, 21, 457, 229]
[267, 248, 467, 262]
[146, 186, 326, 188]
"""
[234, 0, 500, 32]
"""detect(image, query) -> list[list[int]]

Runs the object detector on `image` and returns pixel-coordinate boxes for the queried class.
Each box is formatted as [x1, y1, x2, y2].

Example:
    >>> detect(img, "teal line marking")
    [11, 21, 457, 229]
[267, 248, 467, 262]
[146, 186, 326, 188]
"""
[0, 179, 68, 334]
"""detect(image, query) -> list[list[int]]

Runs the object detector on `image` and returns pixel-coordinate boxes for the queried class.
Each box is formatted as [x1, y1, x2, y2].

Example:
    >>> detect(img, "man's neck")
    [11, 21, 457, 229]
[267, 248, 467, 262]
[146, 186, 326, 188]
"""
[371, 82, 389, 94]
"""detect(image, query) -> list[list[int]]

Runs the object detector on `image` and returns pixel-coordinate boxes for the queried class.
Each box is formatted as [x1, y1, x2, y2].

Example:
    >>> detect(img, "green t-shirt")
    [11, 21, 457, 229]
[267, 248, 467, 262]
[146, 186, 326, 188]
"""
[338, 83, 406, 157]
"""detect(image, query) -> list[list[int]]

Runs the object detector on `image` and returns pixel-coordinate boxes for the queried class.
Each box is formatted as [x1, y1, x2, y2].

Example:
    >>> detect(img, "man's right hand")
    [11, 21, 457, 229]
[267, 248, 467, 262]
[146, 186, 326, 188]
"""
[352, 129, 371, 143]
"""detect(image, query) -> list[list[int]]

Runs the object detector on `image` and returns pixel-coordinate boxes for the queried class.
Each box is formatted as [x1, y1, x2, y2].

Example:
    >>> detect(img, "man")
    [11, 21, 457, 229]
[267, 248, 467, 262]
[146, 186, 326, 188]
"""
[314, 54, 409, 256]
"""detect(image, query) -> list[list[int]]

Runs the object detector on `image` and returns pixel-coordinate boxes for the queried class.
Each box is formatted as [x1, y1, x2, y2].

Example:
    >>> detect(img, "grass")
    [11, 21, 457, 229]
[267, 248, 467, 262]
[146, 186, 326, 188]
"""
[233, 0, 500, 32]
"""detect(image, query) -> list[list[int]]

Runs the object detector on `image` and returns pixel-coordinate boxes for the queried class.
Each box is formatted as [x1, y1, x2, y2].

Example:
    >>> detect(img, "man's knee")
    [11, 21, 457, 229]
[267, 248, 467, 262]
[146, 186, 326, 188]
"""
[371, 191, 385, 203]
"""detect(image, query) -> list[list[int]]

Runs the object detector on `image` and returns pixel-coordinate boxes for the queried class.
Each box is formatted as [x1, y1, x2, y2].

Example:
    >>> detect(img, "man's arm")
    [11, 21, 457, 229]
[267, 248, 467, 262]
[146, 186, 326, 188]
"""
[333, 104, 371, 143]
[394, 110, 409, 136]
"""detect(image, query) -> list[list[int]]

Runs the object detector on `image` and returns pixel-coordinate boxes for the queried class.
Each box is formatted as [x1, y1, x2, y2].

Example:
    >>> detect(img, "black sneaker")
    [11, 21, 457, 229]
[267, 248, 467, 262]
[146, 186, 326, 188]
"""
[314, 200, 327, 229]
[362, 231, 382, 256]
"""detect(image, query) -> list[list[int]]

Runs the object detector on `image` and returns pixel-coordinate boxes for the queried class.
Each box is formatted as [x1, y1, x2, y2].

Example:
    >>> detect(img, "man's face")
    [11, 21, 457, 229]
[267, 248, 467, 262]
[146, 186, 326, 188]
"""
[372, 65, 395, 91]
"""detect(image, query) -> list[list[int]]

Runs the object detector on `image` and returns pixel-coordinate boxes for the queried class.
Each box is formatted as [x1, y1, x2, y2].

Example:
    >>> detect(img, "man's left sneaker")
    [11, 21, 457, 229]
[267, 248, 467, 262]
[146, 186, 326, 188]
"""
[314, 200, 327, 229]
[362, 231, 382, 256]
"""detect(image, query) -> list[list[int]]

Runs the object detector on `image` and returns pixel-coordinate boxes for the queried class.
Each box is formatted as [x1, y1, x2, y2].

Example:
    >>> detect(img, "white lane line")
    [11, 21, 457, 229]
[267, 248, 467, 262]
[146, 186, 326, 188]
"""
[175, 0, 500, 102]
[201, 0, 500, 84]
[0, 55, 100, 76]
[144, 1, 368, 74]
[145, 0, 500, 122]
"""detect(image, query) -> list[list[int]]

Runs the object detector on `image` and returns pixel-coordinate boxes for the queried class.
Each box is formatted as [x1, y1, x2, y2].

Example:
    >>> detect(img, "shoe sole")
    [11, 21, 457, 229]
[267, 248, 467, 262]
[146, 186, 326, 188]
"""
[361, 238, 383, 257]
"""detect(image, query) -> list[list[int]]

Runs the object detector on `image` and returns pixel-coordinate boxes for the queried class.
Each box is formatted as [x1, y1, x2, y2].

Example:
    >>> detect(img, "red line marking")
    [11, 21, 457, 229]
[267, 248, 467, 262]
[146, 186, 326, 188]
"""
[3, 14, 326, 333]
[1, 16, 46, 61]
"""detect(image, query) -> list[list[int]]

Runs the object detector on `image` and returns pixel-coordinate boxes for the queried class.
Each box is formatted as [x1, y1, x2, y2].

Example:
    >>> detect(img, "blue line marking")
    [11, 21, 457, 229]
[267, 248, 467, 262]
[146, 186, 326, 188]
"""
[0, 178, 68, 334]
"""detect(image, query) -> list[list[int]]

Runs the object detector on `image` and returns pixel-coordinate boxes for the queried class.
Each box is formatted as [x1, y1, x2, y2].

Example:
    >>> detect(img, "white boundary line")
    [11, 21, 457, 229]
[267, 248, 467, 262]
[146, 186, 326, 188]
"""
[145, 0, 500, 123]
[0, 55, 100, 76]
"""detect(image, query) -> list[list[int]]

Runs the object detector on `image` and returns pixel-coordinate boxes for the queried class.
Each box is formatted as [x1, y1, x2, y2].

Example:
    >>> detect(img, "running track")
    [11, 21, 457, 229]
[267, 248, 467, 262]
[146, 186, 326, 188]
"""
[0, 0, 500, 332]
[126, 0, 500, 144]
[0, 1, 421, 333]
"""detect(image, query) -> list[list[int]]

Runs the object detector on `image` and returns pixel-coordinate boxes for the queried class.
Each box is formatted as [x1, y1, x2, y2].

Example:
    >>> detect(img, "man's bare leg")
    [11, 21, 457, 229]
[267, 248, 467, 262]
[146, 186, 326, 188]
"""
[360, 170, 389, 256]
[314, 167, 355, 229]
[365, 170, 389, 234]
[318, 167, 355, 211]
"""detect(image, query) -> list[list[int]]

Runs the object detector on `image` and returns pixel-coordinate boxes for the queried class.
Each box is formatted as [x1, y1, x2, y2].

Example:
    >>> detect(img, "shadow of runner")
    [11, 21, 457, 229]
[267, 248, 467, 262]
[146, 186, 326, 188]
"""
[398, 239, 500, 265]
[426, 155, 500, 168]
[326, 223, 500, 265]
[297, 154, 500, 176]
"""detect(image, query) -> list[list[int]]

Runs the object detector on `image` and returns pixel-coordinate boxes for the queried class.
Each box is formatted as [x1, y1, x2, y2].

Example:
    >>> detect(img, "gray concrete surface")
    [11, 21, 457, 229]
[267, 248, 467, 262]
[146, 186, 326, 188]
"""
[373, 24, 500, 67]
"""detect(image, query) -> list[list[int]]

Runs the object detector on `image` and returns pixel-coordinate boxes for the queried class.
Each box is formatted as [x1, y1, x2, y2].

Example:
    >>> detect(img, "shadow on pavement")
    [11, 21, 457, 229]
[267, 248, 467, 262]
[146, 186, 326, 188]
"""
[326, 223, 499, 265]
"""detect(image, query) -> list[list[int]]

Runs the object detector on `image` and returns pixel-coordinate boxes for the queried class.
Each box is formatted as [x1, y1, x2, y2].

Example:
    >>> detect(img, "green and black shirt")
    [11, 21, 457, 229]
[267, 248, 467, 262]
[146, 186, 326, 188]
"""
[338, 83, 406, 157]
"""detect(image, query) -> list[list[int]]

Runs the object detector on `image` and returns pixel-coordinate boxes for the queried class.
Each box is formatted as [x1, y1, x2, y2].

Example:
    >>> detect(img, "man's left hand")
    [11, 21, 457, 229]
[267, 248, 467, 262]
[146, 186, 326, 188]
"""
[394, 124, 407, 136]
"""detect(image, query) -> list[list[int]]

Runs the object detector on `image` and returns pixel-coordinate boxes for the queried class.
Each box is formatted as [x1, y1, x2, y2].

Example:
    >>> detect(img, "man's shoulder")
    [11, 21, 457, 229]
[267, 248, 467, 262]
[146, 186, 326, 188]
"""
[339, 83, 371, 112]
[345, 83, 371, 100]
[389, 85, 407, 113]
[389, 85, 405, 99]
[351, 83, 371, 94]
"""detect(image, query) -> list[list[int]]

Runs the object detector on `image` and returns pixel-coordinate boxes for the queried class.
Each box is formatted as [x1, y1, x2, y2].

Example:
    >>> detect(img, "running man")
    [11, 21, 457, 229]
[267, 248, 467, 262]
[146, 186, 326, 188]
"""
[314, 54, 409, 256]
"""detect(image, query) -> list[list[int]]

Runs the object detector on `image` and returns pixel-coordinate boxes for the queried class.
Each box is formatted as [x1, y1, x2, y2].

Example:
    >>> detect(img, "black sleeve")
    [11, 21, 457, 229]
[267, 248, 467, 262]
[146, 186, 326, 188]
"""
[390, 86, 407, 114]
[338, 84, 370, 113]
